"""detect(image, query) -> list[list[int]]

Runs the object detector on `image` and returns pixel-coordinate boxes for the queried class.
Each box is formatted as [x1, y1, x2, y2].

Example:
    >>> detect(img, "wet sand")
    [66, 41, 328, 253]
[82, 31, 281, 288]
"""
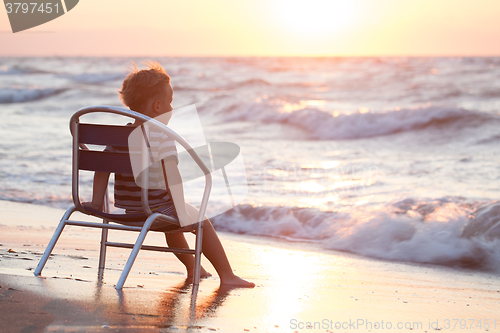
[1, 200, 499, 332]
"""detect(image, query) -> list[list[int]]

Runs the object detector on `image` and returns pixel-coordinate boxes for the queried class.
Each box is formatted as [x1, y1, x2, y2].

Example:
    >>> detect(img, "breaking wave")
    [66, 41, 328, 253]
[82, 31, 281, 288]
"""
[212, 197, 500, 271]
[222, 103, 495, 140]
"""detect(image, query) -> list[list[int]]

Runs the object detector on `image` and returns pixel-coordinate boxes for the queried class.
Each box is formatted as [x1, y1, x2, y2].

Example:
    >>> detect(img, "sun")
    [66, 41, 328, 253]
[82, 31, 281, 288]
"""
[273, 0, 360, 37]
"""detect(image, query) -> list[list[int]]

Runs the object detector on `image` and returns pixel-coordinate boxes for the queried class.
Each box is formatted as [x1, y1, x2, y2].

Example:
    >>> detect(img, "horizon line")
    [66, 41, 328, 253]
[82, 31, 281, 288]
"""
[1, 54, 500, 58]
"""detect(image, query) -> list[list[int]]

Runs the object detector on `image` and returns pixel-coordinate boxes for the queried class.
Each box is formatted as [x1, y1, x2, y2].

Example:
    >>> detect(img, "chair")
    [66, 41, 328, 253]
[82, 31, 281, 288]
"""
[34, 105, 212, 289]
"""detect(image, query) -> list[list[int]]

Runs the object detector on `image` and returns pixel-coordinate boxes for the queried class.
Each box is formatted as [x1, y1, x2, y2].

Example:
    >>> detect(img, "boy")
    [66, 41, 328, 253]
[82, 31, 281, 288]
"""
[84, 62, 254, 288]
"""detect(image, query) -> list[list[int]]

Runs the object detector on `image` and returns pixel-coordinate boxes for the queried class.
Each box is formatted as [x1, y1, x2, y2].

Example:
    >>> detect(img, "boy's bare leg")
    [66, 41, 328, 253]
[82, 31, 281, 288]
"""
[184, 203, 255, 288]
[164, 232, 212, 278]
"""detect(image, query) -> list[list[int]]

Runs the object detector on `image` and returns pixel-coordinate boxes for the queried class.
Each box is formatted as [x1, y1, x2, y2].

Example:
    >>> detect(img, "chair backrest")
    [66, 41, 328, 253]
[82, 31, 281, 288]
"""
[69, 105, 212, 223]
[78, 124, 134, 174]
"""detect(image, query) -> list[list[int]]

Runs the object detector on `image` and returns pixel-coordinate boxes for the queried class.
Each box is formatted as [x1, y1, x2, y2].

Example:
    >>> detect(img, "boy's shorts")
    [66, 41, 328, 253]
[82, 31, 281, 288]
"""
[125, 202, 177, 218]
[124, 202, 182, 232]
[154, 203, 178, 219]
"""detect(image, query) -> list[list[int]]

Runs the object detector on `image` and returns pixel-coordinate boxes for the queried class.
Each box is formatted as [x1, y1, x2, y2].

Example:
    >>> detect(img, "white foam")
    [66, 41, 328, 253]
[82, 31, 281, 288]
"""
[212, 199, 500, 271]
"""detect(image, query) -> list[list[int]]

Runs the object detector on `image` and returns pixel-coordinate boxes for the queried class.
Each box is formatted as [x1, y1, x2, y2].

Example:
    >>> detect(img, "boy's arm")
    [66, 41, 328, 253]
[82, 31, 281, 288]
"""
[163, 159, 191, 226]
[83, 171, 110, 211]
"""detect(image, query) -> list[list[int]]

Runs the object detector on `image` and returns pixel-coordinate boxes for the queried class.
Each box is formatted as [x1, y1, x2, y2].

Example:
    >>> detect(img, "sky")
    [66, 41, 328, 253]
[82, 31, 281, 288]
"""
[1, 0, 500, 56]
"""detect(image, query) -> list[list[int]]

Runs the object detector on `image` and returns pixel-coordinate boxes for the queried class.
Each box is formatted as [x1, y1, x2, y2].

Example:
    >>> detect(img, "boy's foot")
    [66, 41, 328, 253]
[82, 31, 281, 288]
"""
[220, 275, 255, 288]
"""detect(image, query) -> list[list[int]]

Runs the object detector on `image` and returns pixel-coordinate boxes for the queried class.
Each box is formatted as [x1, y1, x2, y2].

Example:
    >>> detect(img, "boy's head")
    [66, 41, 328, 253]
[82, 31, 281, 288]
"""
[119, 62, 173, 118]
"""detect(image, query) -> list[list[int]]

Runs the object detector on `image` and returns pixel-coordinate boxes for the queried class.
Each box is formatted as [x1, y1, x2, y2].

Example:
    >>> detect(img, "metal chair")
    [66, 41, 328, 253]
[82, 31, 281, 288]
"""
[34, 105, 212, 289]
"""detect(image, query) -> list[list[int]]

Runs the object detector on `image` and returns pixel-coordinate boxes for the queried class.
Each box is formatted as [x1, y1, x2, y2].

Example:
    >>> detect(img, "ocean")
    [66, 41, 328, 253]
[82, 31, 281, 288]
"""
[1, 56, 500, 273]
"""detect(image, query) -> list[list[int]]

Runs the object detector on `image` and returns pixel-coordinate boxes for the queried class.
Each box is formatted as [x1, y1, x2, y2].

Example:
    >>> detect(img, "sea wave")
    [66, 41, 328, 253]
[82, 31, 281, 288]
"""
[0, 65, 48, 75]
[222, 103, 496, 140]
[212, 197, 500, 271]
[462, 201, 500, 240]
[0, 190, 73, 210]
[0, 87, 67, 104]
[476, 133, 500, 144]
[66, 72, 126, 84]
[0, 66, 25, 75]
[232, 78, 271, 88]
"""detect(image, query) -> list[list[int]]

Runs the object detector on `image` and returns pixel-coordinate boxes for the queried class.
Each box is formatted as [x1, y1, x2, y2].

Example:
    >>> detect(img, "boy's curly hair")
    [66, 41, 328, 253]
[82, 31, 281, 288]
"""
[118, 61, 171, 111]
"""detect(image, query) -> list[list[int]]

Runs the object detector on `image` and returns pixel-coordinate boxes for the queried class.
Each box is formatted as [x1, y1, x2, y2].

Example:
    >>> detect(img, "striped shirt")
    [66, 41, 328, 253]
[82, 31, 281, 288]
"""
[109, 125, 179, 213]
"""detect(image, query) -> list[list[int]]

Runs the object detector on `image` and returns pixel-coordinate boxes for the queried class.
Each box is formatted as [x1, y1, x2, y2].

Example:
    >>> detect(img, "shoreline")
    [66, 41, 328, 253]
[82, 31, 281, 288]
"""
[1, 199, 498, 278]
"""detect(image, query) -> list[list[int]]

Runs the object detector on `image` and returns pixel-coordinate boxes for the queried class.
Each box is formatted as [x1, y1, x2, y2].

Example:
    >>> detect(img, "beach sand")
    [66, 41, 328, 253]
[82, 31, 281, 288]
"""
[0, 200, 499, 332]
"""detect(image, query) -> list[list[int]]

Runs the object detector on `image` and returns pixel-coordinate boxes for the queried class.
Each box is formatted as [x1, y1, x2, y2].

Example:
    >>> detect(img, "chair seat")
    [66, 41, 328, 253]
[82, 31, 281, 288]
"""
[83, 206, 182, 232]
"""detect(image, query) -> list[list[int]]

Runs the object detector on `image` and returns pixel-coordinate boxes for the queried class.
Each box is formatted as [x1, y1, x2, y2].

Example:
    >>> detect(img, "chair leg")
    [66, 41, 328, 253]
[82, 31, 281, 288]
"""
[99, 190, 111, 271]
[193, 221, 204, 286]
[34, 206, 77, 276]
[98, 220, 109, 270]
[115, 214, 157, 290]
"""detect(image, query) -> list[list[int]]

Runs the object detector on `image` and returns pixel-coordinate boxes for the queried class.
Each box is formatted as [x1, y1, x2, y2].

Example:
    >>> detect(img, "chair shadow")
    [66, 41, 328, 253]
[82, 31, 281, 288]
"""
[159, 279, 238, 326]
[92, 270, 238, 329]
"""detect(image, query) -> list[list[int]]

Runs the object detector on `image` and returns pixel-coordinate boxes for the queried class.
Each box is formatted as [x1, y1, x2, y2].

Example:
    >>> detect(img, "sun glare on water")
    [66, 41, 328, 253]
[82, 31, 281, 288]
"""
[274, 0, 360, 37]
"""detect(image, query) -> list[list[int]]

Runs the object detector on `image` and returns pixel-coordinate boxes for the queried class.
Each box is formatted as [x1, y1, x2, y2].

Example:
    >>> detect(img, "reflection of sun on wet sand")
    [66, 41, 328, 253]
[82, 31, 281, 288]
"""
[1, 200, 499, 332]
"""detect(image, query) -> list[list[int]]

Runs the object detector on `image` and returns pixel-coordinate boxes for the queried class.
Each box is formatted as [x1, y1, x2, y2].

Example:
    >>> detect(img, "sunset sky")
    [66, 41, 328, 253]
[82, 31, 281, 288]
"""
[1, 0, 500, 56]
